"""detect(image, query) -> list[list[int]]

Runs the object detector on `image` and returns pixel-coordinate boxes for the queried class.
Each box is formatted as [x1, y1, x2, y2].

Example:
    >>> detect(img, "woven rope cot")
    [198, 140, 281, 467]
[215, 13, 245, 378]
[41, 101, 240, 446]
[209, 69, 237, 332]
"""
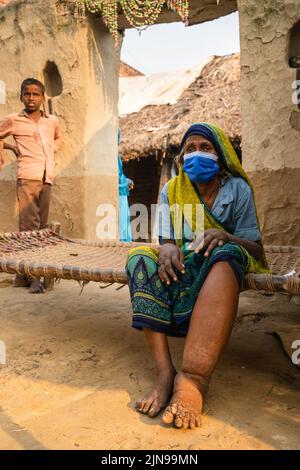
[0, 229, 299, 295]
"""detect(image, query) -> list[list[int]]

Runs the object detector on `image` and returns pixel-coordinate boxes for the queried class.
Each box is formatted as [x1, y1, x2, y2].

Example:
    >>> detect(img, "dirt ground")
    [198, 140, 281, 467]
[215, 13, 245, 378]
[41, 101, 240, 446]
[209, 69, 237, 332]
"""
[0, 273, 299, 450]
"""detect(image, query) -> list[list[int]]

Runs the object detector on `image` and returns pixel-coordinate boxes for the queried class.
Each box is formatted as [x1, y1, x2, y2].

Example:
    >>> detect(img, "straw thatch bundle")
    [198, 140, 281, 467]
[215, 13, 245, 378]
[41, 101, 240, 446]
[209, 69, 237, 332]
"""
[119, 53, 241, 161]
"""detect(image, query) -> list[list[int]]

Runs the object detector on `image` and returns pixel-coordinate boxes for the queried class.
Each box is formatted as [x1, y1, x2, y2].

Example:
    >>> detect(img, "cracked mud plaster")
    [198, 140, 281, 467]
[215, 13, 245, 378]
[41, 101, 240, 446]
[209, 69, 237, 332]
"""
[238, 0, 300, 43]
[238, 0, 300, 244]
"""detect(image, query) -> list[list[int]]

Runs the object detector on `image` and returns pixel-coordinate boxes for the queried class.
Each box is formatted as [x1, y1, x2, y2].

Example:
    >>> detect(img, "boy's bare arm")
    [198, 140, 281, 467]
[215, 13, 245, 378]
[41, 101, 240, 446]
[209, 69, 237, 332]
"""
[0, 115, 13, 139]
[0, 116, 19, 157]
[3, 141, 20, 156]
[0, 116, 19, 165]
[0, 140, 5, 167]
[54, 121, 63, 153]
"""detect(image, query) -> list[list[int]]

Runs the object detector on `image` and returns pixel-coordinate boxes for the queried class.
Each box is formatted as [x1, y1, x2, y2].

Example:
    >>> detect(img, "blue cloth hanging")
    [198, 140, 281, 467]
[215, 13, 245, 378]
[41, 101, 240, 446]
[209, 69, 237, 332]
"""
[118, 131, 132, 242]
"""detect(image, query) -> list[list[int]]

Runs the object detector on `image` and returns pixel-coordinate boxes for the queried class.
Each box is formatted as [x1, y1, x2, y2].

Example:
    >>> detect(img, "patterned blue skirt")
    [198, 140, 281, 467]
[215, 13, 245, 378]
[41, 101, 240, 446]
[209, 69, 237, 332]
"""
[126, 242, 248, 337]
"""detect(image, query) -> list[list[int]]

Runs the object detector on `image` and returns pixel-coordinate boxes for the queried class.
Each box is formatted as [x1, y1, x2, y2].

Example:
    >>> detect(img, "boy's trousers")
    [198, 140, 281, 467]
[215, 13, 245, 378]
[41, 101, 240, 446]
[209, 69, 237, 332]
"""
[17, 179, 52, 232]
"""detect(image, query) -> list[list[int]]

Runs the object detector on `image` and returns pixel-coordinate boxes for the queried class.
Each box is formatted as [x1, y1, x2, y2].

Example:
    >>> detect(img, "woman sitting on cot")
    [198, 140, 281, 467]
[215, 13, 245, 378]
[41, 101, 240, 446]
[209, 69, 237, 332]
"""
[126, 123, 268, 429]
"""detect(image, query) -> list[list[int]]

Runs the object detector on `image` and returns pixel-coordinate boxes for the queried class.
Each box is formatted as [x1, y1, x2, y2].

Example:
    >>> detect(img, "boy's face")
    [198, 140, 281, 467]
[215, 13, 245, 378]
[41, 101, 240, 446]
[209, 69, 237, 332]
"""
[21, 85, 44, 112]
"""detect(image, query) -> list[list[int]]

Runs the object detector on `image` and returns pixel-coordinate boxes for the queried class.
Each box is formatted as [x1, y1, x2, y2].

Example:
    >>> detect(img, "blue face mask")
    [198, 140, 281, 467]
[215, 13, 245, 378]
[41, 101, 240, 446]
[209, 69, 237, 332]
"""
[182, 151, 219, 183]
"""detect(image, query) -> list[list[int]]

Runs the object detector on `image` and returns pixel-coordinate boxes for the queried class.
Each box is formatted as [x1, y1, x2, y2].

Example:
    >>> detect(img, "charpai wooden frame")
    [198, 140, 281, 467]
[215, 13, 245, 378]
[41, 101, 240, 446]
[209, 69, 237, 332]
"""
[0, 228, 299, 295]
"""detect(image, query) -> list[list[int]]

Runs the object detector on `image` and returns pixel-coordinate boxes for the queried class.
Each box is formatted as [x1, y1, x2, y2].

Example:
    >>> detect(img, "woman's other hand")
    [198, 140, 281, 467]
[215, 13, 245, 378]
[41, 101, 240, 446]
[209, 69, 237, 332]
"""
[195, 228, 229, 257]
[158, 243, 185, 285]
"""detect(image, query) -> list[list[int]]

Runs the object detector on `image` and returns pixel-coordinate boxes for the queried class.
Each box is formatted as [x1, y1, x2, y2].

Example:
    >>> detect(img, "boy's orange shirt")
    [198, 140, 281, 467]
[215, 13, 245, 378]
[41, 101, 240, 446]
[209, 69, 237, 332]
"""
[0, 110, 62, 184]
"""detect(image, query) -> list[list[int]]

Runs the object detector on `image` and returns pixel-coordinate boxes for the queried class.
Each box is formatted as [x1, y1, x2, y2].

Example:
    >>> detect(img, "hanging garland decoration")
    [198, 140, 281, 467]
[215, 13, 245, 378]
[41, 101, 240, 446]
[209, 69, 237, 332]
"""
[75, 1, 189, 41]
[120, 0, 166, 29]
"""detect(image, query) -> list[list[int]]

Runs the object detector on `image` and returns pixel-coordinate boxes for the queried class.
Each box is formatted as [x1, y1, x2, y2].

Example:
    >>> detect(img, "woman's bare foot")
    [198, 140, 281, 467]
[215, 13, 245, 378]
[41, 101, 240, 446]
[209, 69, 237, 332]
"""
[162, 372, 209, 429]
[29, 278, 45, 294]
[136, 368, 176, 417]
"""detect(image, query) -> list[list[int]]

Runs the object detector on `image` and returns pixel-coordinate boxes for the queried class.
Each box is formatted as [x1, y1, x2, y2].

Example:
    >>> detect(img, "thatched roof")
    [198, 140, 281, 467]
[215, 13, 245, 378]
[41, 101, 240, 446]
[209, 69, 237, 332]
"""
[119, 53, 241, 161]
[120, 61, 143, 77]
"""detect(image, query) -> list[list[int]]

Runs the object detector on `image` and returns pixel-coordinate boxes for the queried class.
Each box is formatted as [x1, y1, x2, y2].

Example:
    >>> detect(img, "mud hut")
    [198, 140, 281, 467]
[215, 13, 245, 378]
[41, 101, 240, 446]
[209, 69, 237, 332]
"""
[119, 54, 241, 239]
[1, 1, 299, 244]
[0, 0, 120, 240]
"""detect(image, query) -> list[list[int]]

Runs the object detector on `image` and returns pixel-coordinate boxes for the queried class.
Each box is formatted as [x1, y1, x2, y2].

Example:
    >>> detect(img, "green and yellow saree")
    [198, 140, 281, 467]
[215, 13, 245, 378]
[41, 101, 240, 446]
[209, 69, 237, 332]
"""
[126, 123, 269, 336]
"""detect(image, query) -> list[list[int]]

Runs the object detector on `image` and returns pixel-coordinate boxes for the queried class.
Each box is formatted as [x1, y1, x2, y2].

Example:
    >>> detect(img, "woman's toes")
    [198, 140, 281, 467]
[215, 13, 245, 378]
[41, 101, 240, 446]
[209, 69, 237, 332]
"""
[141, 400, 152, 414]
[135, 400, 142, 410]
[137, 394, 162, 416]
[182, 415, 190, 429]
[189, 416, 196, 429]
[137, 374, 176, 419]
[148, 402, 161, 417]
[195, 415, 201, 427]
[136, 400, 141, 408]
[175, 416, 183, 428]
[182, 413, 191, 429]
[162, 407, 175, 424]
[148, 408, 156, 417]
[136, 400, 146, 413]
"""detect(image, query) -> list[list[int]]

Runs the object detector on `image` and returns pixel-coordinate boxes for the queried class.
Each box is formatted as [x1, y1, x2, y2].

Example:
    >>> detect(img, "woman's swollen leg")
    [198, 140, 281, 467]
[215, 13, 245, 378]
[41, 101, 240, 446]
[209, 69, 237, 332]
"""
[163, 261, 240, 428]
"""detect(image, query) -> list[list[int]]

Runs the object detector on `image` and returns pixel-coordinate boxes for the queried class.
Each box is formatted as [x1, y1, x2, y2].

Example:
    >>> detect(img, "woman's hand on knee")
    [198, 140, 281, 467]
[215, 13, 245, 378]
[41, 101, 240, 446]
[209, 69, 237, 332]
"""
[158, 243, 185, 284]
[198, 229, 229, 257]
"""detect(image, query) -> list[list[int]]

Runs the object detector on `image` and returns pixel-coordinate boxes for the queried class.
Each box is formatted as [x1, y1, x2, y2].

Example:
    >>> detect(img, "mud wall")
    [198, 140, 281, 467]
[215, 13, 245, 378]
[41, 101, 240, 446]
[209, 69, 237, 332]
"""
[238, 0, 300, 245]
[0, 0, 119, 240]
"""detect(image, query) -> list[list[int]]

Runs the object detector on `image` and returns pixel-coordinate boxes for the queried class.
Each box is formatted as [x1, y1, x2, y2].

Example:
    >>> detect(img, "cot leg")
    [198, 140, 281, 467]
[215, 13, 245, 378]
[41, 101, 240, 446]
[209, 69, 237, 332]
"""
[43, 221, 61, 291]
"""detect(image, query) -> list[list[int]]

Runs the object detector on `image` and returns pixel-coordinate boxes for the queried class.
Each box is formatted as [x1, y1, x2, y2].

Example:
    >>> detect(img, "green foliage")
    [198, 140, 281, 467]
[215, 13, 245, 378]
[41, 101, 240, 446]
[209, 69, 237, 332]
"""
[75, 1, 189, 42]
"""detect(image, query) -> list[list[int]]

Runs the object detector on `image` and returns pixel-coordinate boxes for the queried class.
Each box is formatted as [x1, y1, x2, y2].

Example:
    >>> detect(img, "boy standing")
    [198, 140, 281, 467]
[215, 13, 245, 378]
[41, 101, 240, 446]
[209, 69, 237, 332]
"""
[0, 78, 62, 293]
